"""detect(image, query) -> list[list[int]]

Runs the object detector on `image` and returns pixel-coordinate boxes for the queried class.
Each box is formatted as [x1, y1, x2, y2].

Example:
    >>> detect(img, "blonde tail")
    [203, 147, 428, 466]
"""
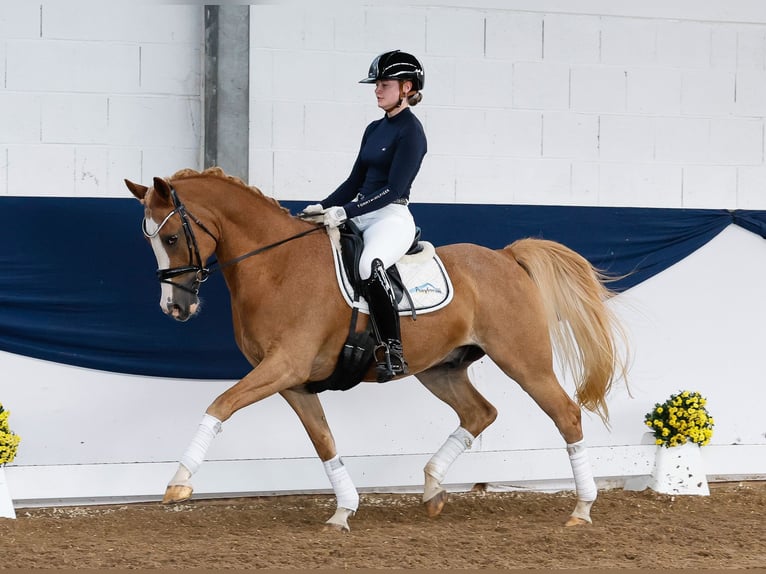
[506, 238, 629, 423]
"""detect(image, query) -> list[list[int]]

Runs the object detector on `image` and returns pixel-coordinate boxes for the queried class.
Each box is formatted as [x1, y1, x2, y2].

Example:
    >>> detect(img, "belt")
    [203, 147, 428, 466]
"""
[354, 193, 408, 206]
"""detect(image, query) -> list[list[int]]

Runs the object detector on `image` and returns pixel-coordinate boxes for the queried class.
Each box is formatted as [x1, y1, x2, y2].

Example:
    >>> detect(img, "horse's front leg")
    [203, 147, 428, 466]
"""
[162, 354, 306, 505]
[162, 412, 220, 504]
[415, 365, 498, 518]
[280, 388, 359, 532]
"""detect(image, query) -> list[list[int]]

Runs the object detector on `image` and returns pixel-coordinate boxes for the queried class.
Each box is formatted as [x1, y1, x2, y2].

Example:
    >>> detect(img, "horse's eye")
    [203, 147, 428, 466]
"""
[166, 235, 178, 246]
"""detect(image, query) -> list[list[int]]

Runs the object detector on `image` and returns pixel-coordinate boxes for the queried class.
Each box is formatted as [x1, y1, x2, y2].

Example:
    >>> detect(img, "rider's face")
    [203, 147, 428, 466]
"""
[375, 80, 400, 110]
[375, 79, 412, 115]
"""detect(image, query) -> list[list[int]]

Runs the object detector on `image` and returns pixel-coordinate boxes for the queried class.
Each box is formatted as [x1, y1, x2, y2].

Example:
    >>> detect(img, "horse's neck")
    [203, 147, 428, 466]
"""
[196, 179, 304, 263]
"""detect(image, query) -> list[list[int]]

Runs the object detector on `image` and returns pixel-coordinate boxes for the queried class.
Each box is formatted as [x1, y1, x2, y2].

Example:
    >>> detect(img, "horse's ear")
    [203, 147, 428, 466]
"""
[152, 177, 173, 203]
[124, 179, 148, 202]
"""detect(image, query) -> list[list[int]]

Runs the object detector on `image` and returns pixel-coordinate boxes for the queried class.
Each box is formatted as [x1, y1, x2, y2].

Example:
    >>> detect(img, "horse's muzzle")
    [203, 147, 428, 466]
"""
[160, 283, 200, 322]
[165, 300, 199, 322]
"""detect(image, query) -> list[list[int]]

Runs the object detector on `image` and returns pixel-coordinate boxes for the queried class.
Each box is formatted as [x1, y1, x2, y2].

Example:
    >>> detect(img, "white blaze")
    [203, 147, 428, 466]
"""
[144, 217, 173, 312]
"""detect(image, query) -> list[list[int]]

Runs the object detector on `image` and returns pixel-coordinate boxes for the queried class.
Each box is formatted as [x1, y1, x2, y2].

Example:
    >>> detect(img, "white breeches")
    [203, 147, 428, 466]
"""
[352, 203, 416, 280]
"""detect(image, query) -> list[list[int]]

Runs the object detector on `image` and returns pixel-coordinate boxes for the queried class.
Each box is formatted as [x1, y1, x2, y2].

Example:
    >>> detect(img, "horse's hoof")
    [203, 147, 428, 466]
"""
[565, 499, 594, 526]
[323, 507, 353, 533]
[564, 515, 592, 527]
[423, 489, 448, 518]
[322, 521, 350, 533]
[162, 484, 193, 504]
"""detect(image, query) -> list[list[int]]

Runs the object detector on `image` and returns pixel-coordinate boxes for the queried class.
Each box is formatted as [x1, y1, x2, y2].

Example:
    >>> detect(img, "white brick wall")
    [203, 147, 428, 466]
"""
[485, 12, 542, 61]
[600, 18, 657, 67]
[738, 165, 766, 204]
[2, 2, 766, 207]
[543, 112, 598, 160]
[512, 62, 570, 110]
[543, 14, 601, 64]
[626, 68, 681, 114]
[250, 2, 766, 209]
[599, 115, 654, 162]
[0, 4, 203, 197]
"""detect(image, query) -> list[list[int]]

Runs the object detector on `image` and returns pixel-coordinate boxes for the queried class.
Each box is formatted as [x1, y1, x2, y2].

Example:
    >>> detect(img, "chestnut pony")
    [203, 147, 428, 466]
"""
[125, 167, 628, 531]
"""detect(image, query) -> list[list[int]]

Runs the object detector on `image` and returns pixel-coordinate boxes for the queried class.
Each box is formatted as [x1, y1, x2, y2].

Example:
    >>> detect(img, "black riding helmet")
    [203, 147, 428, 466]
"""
[360, 50, 425, 91]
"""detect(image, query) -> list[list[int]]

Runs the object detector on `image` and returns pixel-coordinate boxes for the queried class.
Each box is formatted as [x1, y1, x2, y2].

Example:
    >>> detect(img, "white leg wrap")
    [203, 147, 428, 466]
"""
[323, 455, 359, 512]
[567, 439, 598, 502]
[178, 413, 222, 477]
[425, 426, 475, 484]
[169, 464, 192, 487]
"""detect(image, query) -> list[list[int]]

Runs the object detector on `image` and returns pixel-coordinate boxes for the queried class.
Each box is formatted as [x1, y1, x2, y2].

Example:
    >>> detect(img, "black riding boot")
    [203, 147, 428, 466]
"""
[364, 259, 408, 382]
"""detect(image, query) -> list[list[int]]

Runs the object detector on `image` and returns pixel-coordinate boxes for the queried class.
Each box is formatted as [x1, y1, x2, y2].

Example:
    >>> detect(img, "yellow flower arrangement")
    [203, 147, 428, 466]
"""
[644, 390, 714, 448]
[0, 403, 21, 465]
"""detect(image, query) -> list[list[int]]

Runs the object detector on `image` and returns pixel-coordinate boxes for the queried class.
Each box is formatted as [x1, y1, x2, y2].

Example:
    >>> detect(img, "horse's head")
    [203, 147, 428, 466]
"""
[125, 176, 217, 322]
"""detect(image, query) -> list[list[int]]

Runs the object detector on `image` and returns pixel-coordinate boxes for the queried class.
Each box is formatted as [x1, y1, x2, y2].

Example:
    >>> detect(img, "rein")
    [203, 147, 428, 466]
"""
[210, 226, 323, 273]
[143, 185, 324, 295]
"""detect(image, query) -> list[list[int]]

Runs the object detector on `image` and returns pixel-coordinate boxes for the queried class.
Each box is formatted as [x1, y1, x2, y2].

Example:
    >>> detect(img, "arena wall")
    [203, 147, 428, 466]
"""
[1, 1, 765, 507]
[249, 1, 766, 209]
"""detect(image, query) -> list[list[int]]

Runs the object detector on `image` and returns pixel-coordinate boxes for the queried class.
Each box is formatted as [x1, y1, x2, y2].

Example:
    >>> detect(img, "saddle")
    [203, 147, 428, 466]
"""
[305, 221, 423, 394]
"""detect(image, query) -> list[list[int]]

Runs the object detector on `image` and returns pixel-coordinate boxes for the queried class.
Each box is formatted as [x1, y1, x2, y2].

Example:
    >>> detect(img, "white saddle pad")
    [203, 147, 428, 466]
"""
[329, 230, 454, 316]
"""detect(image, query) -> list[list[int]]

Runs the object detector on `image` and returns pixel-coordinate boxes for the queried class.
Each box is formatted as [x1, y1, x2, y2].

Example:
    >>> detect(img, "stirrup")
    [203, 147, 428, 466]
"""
[375, 340, 408, 383]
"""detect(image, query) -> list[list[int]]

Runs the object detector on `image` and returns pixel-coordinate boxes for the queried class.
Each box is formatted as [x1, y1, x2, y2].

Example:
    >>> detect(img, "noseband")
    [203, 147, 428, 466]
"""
[142, 185, 323, 296]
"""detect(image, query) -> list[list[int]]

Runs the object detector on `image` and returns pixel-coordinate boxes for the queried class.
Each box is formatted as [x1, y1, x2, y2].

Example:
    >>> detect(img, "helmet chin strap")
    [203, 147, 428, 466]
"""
[384, 100, 403, 113]
[384, 84, 409, 114]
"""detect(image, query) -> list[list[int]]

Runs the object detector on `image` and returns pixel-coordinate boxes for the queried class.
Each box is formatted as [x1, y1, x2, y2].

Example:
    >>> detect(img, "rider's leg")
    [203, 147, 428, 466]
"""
[364, 258, 407, 381]
[354, 204, 416, 382]
[355, 203, 416, 280]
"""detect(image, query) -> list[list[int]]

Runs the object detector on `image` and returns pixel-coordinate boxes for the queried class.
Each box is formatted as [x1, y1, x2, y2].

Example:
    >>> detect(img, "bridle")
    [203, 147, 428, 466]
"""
[142, 185, 323, 295]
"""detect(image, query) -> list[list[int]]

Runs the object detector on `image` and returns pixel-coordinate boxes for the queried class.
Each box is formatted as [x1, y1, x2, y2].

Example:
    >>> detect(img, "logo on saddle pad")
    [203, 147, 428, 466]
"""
[411, 282, 442, 296]
[329, 233, 454, 316]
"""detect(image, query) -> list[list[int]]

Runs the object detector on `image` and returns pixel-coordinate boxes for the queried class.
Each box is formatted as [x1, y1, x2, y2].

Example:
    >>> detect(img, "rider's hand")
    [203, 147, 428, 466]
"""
[323, 206, 347, 228]
[302, 203, 324, 216]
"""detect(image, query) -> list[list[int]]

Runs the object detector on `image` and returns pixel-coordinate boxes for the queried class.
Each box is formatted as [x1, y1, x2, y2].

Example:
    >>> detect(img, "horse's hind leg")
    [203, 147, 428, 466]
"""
[415, 363, 498, 518]
[280, 388, 359, 532]
[486, 342, 598, 526]
[521, 376, 597, 526]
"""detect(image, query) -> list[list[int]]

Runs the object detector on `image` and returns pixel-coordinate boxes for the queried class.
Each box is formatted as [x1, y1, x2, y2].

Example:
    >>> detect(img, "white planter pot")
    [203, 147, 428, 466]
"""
[647, 441, 709, 496]
[0, 466, 15, 518]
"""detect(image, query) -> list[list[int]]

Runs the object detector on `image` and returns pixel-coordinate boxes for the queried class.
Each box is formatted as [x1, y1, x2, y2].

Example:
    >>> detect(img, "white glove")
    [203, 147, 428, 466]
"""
[302, 203, 324, 216]
[323, 206, 347, 228]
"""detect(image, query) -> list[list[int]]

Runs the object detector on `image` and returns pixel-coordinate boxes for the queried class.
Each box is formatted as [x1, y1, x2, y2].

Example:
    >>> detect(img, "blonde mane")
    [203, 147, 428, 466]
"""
[170, 167, 289, 214]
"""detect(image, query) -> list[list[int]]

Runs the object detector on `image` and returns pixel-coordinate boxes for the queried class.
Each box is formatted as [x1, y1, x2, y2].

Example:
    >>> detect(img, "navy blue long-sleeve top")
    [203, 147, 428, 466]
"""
[321, 108, 427, 219]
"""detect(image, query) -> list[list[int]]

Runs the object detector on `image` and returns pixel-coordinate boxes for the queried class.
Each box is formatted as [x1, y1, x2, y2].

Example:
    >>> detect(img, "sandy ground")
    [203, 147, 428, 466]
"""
[1, 481, 764, 569]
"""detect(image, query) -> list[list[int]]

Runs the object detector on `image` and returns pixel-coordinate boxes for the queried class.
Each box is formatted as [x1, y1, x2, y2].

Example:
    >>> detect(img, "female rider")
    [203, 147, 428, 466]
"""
[303, 50, 427, 382]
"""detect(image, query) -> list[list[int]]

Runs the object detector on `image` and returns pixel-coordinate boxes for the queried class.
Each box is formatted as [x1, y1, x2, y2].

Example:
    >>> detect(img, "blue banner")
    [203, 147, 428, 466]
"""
[1, 197, 763, 379]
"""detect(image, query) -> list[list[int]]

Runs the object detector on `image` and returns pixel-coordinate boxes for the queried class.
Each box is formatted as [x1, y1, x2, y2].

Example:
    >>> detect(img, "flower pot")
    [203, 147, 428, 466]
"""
[647, 441, 709, 496]
[0, 466, 15, 518]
